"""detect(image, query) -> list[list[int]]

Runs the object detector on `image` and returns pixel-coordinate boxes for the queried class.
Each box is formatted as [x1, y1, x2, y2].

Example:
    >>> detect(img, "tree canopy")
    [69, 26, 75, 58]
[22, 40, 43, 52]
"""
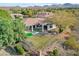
[0, 16, 15, 47]
[0, 9, 25, 48]
[0, 9, 12, 19]
[13, 19, 25, 42]
[48, 10, 78, 28]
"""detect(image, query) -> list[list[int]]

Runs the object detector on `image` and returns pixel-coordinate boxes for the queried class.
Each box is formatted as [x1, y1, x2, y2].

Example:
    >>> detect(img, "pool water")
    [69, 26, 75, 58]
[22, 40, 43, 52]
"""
[25, 31, 39, 38]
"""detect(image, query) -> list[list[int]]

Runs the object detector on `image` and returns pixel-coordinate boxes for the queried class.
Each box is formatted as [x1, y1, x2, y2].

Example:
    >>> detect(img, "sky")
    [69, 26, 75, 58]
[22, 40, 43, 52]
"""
[0, 0, 79, 7]
[0, 3, 53, 7]
[0, 0, 79, 3]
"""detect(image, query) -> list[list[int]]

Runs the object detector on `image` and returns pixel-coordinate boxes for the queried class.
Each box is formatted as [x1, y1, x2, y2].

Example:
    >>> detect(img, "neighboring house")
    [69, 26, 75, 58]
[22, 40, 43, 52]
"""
[24, 18, 57, 32]
[11, 14, 23, 19]
[35, 12, 53, 18]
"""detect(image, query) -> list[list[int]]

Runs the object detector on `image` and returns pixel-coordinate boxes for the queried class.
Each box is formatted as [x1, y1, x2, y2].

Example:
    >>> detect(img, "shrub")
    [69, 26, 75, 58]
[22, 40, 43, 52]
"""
[64, 36, 79, 50]
[15, 44, 25, 55]
[47, 48, 59, 56]
[52, 49, 59, 56]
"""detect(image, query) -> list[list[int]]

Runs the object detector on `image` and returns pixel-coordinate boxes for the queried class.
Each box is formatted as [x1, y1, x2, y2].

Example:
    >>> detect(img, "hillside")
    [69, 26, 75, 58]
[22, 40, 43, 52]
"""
[0, 9, 12, 19]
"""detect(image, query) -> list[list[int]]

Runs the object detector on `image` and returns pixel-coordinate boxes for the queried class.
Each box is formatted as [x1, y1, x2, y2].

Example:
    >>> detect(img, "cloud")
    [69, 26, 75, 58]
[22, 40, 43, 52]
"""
[0, 0, 79, 3]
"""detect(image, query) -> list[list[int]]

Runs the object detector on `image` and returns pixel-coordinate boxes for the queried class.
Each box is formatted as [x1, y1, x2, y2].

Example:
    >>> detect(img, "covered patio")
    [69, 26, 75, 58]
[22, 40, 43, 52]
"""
[24, 18, 57, 32]
[26, 23, 55, 32]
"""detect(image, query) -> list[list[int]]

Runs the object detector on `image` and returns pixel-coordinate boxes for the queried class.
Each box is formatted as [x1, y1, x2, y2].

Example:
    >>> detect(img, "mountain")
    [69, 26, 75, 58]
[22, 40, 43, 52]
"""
[43, 3, 79, 8]
[63, 3, 72, 6]
[0, 3, 79, 9]
[62, 3, 79, 8]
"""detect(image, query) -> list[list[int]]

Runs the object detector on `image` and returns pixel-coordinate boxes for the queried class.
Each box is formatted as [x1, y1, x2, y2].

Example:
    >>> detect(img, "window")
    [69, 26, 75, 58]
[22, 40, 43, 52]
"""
[37, 24, 42, 27]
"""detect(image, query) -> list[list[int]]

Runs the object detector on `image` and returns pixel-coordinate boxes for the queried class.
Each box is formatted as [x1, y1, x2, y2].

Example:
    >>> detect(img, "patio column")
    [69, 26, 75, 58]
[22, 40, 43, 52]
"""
[42, 24, 44, 32]
[31, 26, 33, 32]
[47, 25, 50, 31]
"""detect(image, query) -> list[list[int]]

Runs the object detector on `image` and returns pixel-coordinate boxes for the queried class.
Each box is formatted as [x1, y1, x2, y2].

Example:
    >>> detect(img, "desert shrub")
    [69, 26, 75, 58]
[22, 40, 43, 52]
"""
[52, 49, 59, 56]
[15, 44, 25, 55]
[47, 48, 59, 56]
[64, 36, 79, 50]
[59, 27, 64, 33]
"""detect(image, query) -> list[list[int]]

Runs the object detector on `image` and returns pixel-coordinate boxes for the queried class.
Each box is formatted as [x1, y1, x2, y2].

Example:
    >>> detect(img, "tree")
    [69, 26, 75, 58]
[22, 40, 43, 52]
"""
[21, 9, 33, 17]
[59, 25, 64, 33]
[0, 17, 15, 47]
[0, 9, 12, 20]
[21, 9, 27, 15]
[13, 19, 25, 42]
[49, 10, 77, 28]
[0, 9, 25, 48]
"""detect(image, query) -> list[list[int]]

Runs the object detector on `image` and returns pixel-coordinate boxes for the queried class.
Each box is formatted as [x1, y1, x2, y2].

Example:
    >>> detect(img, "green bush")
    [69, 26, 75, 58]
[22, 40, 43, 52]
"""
[52, 49, 59, 56]
[15, 44, 25, 55]
[64, 36, 78, 49]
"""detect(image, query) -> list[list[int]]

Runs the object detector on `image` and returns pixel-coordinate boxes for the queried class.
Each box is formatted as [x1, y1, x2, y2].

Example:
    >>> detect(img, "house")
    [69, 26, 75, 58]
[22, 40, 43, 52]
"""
[24, 18, 57, 32]
[35, 12, 53, 18]
[11, 14, 23, 19]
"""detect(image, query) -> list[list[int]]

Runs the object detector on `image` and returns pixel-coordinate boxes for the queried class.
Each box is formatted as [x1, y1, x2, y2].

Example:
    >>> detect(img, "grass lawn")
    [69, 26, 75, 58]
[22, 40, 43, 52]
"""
[26, 35, 55, 50]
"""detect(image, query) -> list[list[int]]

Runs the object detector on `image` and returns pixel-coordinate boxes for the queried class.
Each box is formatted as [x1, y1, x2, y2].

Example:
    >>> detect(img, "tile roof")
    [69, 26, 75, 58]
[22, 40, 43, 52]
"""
[24, 18, 46, 26]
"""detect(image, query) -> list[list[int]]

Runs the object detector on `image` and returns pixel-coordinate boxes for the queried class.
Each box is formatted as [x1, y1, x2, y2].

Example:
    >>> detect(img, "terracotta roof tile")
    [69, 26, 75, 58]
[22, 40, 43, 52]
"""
[24, 18, 46, 26]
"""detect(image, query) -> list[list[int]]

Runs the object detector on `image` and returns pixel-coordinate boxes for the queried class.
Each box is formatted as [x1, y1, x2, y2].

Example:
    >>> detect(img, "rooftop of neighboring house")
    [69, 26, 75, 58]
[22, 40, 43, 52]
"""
[11, 13, 23, 19]
[36, 12, 53, 18]
[24, 18, 46, 26]
[11, 13, 23, 16]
